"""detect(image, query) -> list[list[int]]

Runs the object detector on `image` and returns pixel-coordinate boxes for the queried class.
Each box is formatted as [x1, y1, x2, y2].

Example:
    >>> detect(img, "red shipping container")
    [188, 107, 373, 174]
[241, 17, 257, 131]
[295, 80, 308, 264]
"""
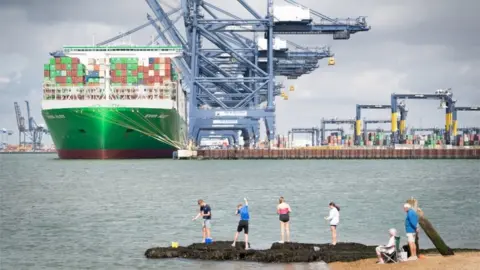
[94, 65, 100, 71]
[55, 76, 67, 83]
[149, 64, 154, 70]
[55, 58, 61, 64]
[72, 58, 79, 64]
[55, 64, 62, 70]
[132, 70, 138, 76]
[165, 58, 170, 64]
[165, 64, 171, 70]
[44, 70, 50, 77]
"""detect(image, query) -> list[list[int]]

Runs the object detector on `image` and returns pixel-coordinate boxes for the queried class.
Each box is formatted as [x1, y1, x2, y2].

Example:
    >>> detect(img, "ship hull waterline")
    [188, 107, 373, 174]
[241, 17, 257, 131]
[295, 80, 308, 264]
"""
[42, 107, 186, 159]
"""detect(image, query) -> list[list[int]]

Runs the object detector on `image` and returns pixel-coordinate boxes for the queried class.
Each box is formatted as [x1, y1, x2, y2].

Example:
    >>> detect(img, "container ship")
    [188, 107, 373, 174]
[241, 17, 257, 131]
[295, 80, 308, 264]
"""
[42, 45, 187, 159]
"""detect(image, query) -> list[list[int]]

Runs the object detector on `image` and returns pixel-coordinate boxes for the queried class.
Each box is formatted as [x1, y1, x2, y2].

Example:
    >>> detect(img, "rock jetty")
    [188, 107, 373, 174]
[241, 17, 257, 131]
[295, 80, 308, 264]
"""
[145, 241, 379, 263]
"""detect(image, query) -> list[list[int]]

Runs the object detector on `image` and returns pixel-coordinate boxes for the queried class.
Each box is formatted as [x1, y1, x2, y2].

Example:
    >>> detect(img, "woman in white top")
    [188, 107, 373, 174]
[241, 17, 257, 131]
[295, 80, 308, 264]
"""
[324, 202, 340, 245]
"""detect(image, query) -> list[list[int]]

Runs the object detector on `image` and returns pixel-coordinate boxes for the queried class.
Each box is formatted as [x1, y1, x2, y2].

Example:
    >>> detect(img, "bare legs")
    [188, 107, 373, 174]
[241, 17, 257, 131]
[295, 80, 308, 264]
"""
[375, 246, 385, 263]
[330, 225, 337, 245]
[279, 222, 290, 243]
[408, 241, 417, 258]
[202, 226, 206, 243]
[285, 222, 290, 242]
[232, 232, 249, 249]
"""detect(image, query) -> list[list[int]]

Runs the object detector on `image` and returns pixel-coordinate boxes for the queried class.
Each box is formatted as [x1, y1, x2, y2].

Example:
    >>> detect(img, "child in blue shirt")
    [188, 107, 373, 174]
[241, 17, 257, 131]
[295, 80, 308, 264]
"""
[232, 198, 250, 250]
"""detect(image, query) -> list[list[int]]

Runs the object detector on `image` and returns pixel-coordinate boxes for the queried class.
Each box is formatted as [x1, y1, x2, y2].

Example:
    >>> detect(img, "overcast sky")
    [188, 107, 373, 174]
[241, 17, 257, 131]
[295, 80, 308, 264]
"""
[1, 0, 479, 145]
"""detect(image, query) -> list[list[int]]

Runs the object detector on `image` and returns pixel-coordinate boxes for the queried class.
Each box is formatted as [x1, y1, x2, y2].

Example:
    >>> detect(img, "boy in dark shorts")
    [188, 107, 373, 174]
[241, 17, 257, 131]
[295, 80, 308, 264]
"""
[232, 198, 249, 250]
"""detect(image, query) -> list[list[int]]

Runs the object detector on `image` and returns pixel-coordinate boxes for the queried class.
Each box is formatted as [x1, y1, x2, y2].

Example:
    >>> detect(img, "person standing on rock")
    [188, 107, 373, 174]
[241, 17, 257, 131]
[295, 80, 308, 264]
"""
[277, 196, 292, 243]
[324, 202, 340, 245]
[232, 197, 250, 250]
[192, 199, 212, 243]
[404, 203, 419, 260]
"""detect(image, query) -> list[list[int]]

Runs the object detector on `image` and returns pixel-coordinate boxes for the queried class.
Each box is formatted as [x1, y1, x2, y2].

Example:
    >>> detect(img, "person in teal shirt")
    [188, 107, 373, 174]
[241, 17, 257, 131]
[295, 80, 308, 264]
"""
[232, 198, 250, 250]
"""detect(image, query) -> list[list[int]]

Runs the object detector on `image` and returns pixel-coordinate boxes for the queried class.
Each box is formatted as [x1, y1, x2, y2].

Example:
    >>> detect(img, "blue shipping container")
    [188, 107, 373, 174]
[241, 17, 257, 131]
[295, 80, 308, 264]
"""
[149, 58, 155, 64]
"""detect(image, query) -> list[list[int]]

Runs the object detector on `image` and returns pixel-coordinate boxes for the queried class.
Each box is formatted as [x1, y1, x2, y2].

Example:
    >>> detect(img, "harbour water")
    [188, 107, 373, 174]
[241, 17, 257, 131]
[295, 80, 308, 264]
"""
[1, 154, 479, 269]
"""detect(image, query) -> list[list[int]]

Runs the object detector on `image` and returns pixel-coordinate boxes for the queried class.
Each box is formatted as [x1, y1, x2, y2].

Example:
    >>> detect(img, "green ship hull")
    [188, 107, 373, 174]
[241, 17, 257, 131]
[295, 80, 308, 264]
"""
[42, 107, 186, 159]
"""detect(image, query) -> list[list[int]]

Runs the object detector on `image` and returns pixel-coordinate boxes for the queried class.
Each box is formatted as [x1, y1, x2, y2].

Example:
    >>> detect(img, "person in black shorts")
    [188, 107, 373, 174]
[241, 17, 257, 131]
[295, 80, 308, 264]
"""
[232, 198, 249, 250]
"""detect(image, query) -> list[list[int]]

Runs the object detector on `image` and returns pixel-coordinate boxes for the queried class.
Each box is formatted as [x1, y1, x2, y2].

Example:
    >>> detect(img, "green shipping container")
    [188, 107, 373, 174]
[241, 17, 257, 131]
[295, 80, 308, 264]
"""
[127, 58, 138, 64]
[49, 58, 56, 65]
[66, 77, 72, 84]
[55, 70, 62, 76]
[116, 70, 122, 76]
[127, 77, 138, 83]
[154, 64, 160, 70]
[44, 64, 50, 70]
[127, 64, 138, 70]
[138, 73, 144, 79]
[60, 57, 72, 64]
[77, 70, 85, 76]
[127, 70, 133, 76]
[50, 64, 56, 70]
[66, 64, 72, 70]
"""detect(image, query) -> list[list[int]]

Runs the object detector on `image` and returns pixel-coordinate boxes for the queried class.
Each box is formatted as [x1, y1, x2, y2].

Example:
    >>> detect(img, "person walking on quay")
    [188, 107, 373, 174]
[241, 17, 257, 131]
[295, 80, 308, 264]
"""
[404, 203, 419, 260]
[192, 199, 212, 243]
[324, 202, 340, 245]
[232, 198, 250, 250]
[277, 196, 292, 243]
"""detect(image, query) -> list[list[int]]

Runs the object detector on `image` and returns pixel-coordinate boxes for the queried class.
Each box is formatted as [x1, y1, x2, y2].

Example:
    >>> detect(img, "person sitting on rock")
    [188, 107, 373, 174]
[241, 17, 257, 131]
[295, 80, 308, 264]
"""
[192, 199, 212, 243]
[324, 202, 340, 245]
[232, 197, 250, 250]
[277, 196, 292, 243]
[375, 228, 397, 264]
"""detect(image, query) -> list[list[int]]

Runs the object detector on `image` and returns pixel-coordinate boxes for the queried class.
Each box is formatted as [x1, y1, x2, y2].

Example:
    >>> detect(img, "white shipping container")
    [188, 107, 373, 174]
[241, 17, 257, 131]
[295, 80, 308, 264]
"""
[88, 58, 95, 65]
[143, 59, 149, 66]
[160, 64, 166, 70]
[148, 70, 154, 76]
[273, 5, 311, 22]
[257, 37, 288, 51]
[159, 58, 165, 64]
[87, 64, 94, 70]
[99, 78, 105, 84]
[61, 70, 67, 76]
[97, 58, 105, 64]
[160, 70, 165, 77]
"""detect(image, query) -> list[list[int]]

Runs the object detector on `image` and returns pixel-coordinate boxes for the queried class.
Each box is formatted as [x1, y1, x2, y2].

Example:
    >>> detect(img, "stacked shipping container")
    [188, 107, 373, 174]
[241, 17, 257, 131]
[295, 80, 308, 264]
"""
[109, 57, 173, 86]
[43, 56, 178, 100]
[43, 57, 86, 86]
[43, 56, 176, 87]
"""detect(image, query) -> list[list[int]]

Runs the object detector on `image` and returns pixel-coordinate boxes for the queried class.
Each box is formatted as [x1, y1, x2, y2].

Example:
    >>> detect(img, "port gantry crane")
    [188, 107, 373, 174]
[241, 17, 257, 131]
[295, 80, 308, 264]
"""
[13, 101, 49, 150]
[354, 103, 408, 145]
[390, 89, 455, 145]
[320, 118, 356, 145]
[452, 105, 480, 138]
[362, 119, 391, 141]
[288, 127, 321, 147]
[146, 0, 370, 148]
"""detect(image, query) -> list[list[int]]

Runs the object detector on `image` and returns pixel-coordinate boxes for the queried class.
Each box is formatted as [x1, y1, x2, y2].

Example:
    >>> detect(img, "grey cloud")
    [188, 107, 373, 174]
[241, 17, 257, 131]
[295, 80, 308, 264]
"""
[1, 0, 479, 140]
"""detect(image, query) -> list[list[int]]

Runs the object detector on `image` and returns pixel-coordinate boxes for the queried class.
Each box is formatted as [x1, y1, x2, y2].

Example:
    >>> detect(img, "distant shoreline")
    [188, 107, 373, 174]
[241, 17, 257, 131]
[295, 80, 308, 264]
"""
[0, 152, 57, 154]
